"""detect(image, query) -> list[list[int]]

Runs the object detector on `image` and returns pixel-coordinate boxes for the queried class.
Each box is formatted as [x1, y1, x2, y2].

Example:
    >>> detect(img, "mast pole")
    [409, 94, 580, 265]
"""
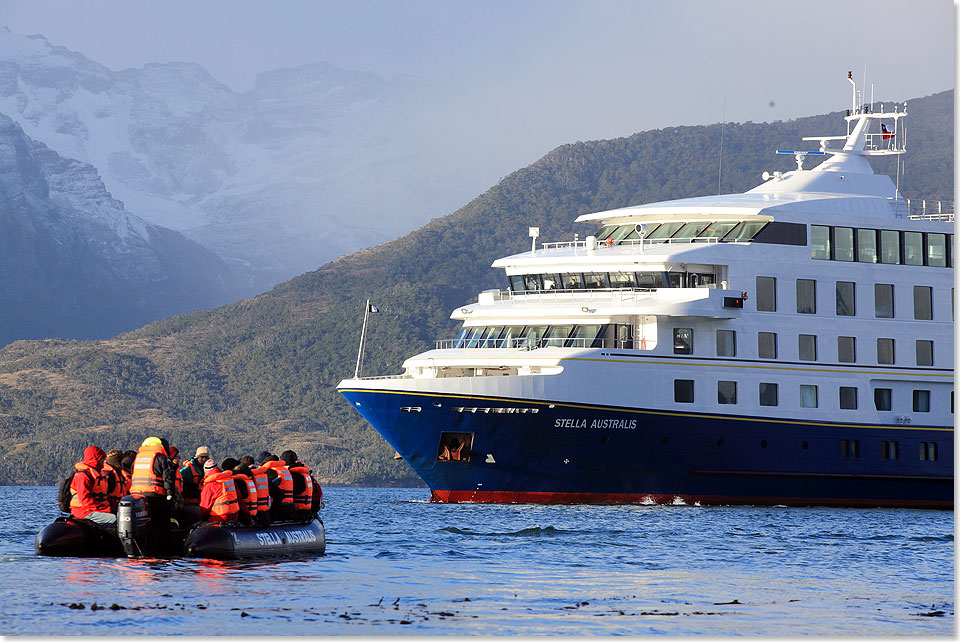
[354, 299, 370, 379]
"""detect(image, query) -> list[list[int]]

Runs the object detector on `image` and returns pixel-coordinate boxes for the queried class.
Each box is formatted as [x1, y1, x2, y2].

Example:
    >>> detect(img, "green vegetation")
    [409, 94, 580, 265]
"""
[0, 91, 952, 486]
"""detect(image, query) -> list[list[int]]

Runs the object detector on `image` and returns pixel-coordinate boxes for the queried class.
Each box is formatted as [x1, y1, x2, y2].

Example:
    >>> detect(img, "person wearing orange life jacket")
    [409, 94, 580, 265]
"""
[199, 461, 248, 523]
[258, 452, 295, 521]
[180, 446, 211, 506]
[130, 437, 182, 534]
[280, 450, 317, 521]
[69, 446, 116, 526]
[103, 449, 129, 512]
[231, 462, 258, 525]
[241, 455, 271, 526]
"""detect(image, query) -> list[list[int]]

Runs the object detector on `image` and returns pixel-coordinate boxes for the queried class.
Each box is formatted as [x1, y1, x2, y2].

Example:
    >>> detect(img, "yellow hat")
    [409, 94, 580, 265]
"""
[141, 436, 162, 447]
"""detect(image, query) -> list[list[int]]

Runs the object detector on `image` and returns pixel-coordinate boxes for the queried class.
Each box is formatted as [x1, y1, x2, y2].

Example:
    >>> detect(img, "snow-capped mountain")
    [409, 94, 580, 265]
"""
[0, 27, 497, 290]
[0, 112, 240, 345]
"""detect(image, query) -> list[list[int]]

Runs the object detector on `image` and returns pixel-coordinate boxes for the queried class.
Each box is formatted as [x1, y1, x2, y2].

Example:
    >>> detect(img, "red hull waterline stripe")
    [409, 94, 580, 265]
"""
[430, 490, 952, 510]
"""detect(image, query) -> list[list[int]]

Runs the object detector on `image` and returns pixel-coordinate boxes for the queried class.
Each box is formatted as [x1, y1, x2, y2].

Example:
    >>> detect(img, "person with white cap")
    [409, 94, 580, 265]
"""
[180, 446, 211, 508]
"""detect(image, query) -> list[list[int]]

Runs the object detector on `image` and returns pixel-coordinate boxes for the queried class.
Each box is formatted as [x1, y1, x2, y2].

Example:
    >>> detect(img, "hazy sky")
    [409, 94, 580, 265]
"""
[1, 0, 954, 165]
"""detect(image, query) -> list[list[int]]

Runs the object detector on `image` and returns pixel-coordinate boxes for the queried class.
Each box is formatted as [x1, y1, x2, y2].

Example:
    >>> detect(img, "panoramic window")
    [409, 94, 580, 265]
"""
[497, 326, 526, 348]
[834, 227, 854, 261]
[880, 230, 900, 264]
[523, 274, 541, 291]
[756, 276, 777, 312]
[723, 221, 768, 241]
[672, 221, 712, 241]
[699, 222, 738, 239]
[796, 279, 816, 314]
[926, 233, 947, 267]
[839, 387, 858, 410]
[837, 336, 856, 363]
[716, 330, 736, 357]
[810, 225, 830, 259]
[903, 232, 923, 265]
[913, 286, 933, 320]
[717, 381, 737, 405]
[608, 272, 636, 288]
[568, 324, 604, 348]
[913, 389, 931, 413]
[561, 272, 584, 290]
[673, 328, 694, 355]
[875, 284, 894, 318]
[758, 332, 777, 359]
[916, 340, 934, 366]
[759, 383, 778, 407]
[799, 385, 818, 408]
[674, 379, 695, 403]
[798, 334, 817, 361]
[542, 274, 560, 290]
[636, 272, 664, 289]
[437, 432, 473, 462]
[857, 228, 878, 263]
[583, 272, 608, 289]
[877, 338, 895, 365]
[542, 325, 574, 347]
[509, 275, 525, 292]
[874, 388, 892, 411]
[646, 222, 685, 240]
[836, 281, 855, 316]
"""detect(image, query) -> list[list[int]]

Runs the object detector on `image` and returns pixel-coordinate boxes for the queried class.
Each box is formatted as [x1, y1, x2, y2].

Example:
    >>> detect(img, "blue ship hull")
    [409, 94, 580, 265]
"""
[339, 387, 953, 508]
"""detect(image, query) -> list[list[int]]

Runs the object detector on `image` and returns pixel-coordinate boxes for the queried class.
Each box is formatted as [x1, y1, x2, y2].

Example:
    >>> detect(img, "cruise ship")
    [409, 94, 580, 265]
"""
[338, 76, 954, 508]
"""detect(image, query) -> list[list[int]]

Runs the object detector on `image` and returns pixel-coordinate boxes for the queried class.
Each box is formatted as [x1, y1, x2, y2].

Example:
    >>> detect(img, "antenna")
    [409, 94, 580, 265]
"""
[847, 71, 855, 135]
[717, 91, 726, 195]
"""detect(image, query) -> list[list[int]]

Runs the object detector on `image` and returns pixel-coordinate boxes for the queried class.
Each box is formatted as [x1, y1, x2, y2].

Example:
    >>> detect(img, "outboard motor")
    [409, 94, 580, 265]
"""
[117, 494, 156, 558]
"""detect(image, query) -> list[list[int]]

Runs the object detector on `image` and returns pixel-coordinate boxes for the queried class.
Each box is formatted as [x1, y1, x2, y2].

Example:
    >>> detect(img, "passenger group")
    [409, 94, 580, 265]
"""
[64, 438, 323, 529]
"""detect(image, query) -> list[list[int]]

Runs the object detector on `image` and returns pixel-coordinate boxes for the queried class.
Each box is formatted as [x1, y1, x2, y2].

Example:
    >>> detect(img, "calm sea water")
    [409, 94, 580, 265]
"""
[0, 486, 953, 636]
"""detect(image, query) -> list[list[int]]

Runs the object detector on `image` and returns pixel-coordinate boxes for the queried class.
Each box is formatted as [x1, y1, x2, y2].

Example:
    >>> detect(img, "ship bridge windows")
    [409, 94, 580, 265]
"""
[812, 225, 952, 268]
[592, 220, 784, 245]
[444, 323, 638, 349]
[583, 272, 609, 289]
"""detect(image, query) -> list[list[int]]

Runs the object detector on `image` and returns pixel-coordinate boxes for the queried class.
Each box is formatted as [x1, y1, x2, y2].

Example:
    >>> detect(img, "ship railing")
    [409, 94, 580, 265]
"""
[540, 236, 722, 251]
[492, 287, 659, 302]
[434, 337, 632, 350]
[355, 374, 410, 381]
[891, 198, 954, 221]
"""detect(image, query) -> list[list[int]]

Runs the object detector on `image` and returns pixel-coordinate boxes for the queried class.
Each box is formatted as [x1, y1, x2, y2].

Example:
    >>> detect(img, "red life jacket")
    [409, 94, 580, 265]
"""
[130, 445, 167, 495]
[262, 460, 293, 506]
[288, 464, 313, 511]
[174, 467, 183, 494]
[233, 473, 257, 517]
[203, 471, 239, 522]
[69, 462, 110, 518]
[249, 466, 270, 512]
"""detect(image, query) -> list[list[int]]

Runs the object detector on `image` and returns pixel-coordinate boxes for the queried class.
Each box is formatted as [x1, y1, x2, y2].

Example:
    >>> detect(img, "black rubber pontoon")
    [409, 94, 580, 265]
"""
[35, 517, 124, 557]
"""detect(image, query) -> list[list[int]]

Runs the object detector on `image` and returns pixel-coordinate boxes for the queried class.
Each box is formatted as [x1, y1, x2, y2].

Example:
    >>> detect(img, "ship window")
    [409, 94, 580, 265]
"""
[756, 276, 777, 311]
[523, 274, 541, 291]
[437, 432, 473, 462]
[667, 272, 684, 288]
[759, 383, 778, 407]
[913, 286, 933, 320]
[913, 390, 931, 413]
[800, 385, 818, 408]
[636, 272, 664, 289]
[840, 439, 860, 459]
[698, 222, 738, 239]
[810, 225, 830, 259]
[477, 326, 505, 348]
[453, 326, 470, 348]
[716, 330, 736, 357]
[608, 225, 635, 243]
[595, 225, 617, 240]
[464, 326, 486, 349]
[919, 442, 938, 461]
[874, 388, 892, 411]
[758, 332, 777, 359]
[877, 338, 895, 365]
[916, 340, 933, 366]
[837, 336, 856, 363]
[836, 281, 855, 316]
[796, 279, 816, 314]
[521, 325, 546, 349]
[646, 222, 685, 240]
[498, 326, 526, 348]
[613, 323, 635, 349]
[718, 381, 737, 405]
[509, 275, 525, 292]
[561, 273, 584, 290]
[857, 228, 878, 263]
[583, 272, 608, 289]
[674, 379, 695, 403]
[542, 325, 574, 347]
[874, 284, 894, 318]
[880, 441, 900, 460]
[568, 324, 604, 348]
[798, 334, 817, 361]
[673, 328, 693, 354]
[542, 274, 560, 290]
[879, 230, 900, 264]
[724, 221, 768, 241]
[833, 227, 854, 261]
[609, 272, 636, 288]
[672, 221, 711, 241]
[927, 233, 947, 267]
[839, 387, 858, 410]
[903, 232, 923, 265]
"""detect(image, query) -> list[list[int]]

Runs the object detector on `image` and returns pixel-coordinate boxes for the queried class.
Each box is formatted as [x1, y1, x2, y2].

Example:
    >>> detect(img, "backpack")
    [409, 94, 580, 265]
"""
[57, 472, 77, 513]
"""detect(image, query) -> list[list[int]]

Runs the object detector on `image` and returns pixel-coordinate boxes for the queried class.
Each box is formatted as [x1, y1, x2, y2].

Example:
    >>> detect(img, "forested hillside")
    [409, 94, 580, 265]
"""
[0, 90, 951, 486]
